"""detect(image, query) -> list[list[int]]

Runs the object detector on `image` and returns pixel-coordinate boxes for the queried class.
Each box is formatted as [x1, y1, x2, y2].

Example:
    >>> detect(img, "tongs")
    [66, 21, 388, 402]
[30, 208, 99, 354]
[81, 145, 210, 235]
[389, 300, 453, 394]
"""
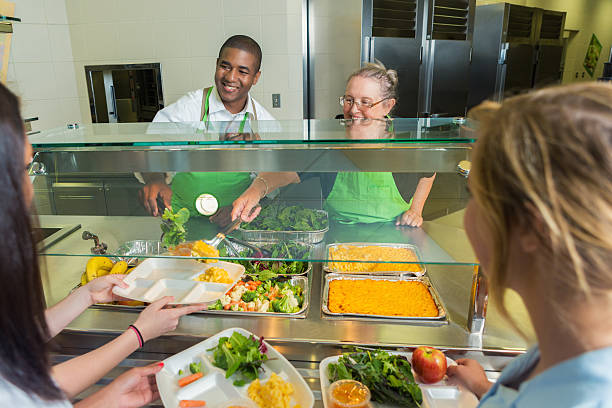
[224, 236, 272, 258]
[205, 217, 242, 248]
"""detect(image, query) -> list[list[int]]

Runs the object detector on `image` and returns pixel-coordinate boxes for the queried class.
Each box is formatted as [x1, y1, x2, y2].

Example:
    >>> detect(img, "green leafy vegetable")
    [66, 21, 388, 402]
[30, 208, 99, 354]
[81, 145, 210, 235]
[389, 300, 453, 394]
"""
[241, 291, 257, 303]
[189, 361, 202, 374]
[161, 208, 190, 247]
[327, 348, 423, 407]
[208, 300, 223, 310]
[219, 241, 310, 281]
[241, 204, 327, 231]
[207, 332, 268, 386]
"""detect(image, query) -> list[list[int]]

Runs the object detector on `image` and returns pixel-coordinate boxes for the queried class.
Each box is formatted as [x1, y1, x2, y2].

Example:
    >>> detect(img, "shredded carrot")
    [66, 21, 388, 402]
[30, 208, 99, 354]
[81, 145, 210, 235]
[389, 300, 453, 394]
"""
[328, 279, 438, 317]
[328, 245, 423, 273]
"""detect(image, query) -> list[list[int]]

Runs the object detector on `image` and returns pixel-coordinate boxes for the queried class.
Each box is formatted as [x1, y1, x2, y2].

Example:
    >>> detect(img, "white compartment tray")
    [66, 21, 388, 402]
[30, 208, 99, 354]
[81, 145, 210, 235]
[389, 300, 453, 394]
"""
[319, 351, 477, 408]
[112, 258, 244, 305]
[156, 327, 315, 408]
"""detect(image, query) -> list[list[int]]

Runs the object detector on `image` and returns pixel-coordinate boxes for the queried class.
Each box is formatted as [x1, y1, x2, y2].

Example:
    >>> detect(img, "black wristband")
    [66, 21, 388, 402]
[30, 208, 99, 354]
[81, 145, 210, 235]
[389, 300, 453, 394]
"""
[128, 324, 145, 347]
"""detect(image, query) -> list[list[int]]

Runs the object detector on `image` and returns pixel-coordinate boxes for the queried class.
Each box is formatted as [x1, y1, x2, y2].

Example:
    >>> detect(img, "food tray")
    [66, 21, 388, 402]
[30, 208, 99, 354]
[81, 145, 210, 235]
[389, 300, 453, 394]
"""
[202, 276, 309, 318]
[220, 239, 313, 277]
[112, 258, 244, 305]
[322, 274, 447, 322]
[324, 242, 426, 276]
[156, 327, 315, 408]
[319, 352, 477, 408]
[236, 209, 329, 244]
[112, 239, 164, 265]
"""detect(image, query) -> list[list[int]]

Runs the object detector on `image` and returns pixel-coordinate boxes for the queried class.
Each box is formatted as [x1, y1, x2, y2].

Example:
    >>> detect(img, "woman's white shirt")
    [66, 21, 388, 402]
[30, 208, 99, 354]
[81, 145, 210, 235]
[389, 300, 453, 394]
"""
[0, 377, 72, 407]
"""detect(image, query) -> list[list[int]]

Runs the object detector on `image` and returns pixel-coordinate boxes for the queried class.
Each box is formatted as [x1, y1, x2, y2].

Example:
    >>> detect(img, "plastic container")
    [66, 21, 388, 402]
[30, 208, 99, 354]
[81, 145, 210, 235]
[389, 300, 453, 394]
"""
[328, 380, 371, 408]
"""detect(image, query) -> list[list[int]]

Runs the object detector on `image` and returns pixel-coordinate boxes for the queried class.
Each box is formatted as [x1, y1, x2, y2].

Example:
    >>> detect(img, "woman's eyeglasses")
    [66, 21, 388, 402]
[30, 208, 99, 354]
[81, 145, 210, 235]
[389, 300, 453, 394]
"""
[339, 96, 388, 110]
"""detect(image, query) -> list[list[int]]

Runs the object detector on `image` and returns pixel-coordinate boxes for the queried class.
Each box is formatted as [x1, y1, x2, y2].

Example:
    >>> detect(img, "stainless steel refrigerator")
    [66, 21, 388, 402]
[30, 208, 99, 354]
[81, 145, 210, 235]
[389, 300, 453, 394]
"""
[467, 3, 566, 108]
[362, 0, 475, 117]
[306, 0, 475, 118]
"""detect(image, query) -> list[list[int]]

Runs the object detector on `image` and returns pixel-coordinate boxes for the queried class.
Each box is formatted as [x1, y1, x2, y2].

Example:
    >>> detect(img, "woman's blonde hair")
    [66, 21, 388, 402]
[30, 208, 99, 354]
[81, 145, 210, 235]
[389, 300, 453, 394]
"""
[347, 60, 398, 102]
[469, 83, 612, 338]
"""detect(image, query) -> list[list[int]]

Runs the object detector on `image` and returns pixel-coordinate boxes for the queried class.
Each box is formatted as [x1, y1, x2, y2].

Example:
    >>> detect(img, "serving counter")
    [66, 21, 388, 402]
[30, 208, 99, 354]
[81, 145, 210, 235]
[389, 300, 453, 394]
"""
[31, 119, 533, 405]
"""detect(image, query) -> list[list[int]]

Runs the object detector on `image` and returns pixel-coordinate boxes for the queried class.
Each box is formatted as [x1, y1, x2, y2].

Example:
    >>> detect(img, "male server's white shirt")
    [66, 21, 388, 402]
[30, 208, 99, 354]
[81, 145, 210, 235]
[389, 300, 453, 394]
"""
[153, 87, 276, 125]
[140, 87, 278, 184]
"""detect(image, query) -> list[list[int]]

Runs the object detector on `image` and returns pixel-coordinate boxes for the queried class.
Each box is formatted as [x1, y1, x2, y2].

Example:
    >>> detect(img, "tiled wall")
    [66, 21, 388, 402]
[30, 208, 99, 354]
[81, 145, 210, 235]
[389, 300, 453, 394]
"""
[8, 0, 81, 132]
[66, 0, 303, 124]
[10, 0, 304, 131]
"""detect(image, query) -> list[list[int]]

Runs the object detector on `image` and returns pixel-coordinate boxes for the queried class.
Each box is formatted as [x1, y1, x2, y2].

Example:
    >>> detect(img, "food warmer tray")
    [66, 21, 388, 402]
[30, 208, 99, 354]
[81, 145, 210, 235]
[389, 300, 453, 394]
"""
[220, 239, 313, 278]
[236, 210, 329, 244]
[321, 274, 447, 323]
[201, 276, 309, 319]
[323, 242, 426, 276]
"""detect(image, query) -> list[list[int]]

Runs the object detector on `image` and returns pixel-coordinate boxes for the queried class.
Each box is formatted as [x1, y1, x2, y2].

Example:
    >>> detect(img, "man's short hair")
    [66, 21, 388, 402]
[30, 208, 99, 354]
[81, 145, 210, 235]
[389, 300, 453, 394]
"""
[219, 35, 262, 72]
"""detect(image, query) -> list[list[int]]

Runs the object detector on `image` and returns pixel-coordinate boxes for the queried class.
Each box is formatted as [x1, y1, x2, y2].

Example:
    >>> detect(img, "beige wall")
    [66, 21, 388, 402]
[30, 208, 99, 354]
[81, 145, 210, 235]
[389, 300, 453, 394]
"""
[476, 0, 612, 83]
[8, 0, 82, 131]
[310, 0, 362, 119]
[11, 0, 304, 131]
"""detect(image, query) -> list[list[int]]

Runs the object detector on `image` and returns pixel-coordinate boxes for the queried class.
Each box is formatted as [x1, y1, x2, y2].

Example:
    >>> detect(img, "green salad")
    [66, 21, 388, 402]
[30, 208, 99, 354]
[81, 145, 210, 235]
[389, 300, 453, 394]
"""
[328, 348, 423, 407]
[220, 241, 310, 281]
[241, 204, 327, 231]
[207, 331, 268, 386]
[160, 208, 190, 247]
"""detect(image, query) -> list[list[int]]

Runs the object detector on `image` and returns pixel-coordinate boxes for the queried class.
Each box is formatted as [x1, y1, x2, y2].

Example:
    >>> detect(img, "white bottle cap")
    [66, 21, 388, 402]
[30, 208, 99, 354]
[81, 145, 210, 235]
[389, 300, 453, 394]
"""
[194, 193, 218, 216]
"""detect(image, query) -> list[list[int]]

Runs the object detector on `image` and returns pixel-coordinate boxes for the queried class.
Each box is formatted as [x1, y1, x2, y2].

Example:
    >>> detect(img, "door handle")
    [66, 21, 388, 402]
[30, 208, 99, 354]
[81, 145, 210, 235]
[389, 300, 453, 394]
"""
[110, 84, 118, 120]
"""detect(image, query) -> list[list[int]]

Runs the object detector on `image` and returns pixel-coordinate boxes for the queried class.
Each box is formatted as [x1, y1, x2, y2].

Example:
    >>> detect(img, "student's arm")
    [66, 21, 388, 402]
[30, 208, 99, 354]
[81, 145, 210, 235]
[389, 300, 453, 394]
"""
[45, 275, 128, 338]
[52, 297, 205, 398]
[396, 173, 436, 227]
[447, 359, 493, 399]
[74, 363, 163, 408]
[230, 172, 301, 222]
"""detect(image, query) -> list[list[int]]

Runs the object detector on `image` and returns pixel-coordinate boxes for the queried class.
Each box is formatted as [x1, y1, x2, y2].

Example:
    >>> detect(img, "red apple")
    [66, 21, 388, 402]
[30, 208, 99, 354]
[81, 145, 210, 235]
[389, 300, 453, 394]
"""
[412, 346, 447, 383]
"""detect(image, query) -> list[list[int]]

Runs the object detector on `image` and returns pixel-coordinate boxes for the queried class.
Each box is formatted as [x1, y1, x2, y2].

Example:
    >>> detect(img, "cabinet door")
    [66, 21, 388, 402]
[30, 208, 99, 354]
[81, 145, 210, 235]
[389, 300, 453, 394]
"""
[533, 45, 563, 87]
[504, 44, 536, 94]
[52, 182, 107, 216]
[430, 40, 472, 117]
[104, 178, 149, 216]
[371, 36, 422, 117]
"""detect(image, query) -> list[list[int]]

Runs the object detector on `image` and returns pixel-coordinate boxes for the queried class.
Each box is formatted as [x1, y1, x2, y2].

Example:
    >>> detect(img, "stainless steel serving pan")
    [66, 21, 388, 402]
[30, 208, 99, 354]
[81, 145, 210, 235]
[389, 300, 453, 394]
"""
[236, 210, 329, 244]
[220, 239, 313, 278]
[322, 274, 446, 323]
[91, 276, 309, 318]
[201, 276, 309, 318]
[324, 242, 426, 276]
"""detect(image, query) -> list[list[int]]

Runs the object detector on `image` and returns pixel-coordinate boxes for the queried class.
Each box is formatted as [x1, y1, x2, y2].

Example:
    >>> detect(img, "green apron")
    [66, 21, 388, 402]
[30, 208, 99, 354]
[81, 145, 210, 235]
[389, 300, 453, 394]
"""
[324, 172, 412, 224]
[171, 87, 253, 217]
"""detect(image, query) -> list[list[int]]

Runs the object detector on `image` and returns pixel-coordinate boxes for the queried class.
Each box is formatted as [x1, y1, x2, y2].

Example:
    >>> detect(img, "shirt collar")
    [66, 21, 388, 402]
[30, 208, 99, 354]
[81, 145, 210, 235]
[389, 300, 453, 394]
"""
[208, 86, 255, 117]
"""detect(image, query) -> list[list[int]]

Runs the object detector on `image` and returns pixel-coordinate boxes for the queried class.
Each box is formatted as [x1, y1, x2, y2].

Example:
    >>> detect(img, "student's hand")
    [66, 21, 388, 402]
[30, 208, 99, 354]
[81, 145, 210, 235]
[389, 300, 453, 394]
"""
[139, 182, 172, 217]
[132, 297, 206, 342]
[209, 205, 233, 228]
[231, 189, 262, 223]
[84, 275, 129, 305]
[396, 209, 423, 227]
[446, 358, 493, 399]
[80, 362, 163, 408]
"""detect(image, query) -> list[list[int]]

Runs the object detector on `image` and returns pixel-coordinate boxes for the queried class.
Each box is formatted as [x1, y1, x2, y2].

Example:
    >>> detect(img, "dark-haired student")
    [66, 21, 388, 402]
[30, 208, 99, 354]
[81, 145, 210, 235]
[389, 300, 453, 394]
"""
[138, 34, 298, 225]
[0, 83, 204, 406]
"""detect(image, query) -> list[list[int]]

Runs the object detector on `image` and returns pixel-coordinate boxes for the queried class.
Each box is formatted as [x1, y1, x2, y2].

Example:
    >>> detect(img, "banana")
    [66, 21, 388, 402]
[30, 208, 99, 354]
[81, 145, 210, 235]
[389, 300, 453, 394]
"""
[80, 272, 88, 286]
[85, 257, 113, 282]
[109, 261, 128, 275]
